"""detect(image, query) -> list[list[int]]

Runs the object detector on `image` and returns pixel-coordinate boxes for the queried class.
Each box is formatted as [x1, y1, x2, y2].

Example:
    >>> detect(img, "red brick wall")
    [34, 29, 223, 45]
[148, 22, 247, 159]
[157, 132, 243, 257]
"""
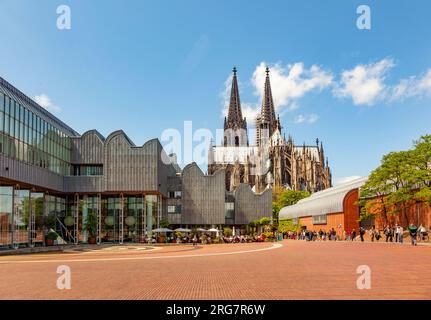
[375, 201, 431, 230]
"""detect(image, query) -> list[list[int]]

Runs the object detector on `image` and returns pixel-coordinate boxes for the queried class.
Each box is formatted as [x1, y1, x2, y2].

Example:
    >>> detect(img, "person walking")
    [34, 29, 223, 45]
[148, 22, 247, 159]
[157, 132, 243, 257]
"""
[384, 225, 393, 242]
[418, 224, 426, 241]
[369, 227, 375, 242]
[408, 224, 418, 246]
[397, 225, 404, 244]
[359, 226, 365, 242]
[351, 229, 357, 241]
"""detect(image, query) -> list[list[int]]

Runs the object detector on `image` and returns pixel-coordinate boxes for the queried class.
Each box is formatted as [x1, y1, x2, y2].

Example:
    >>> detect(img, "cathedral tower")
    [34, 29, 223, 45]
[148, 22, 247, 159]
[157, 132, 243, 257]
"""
[256, 67, 280, 146]
[224, 67, 248, 147]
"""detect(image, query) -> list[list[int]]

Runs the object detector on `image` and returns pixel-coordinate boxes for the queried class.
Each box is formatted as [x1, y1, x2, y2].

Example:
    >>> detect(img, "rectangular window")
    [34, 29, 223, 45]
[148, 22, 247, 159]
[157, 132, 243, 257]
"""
[19, 104, 24, 122]
[6, 96, 10, 115]
[312, 214, 327, 225]
[167, 205, 181, 213]
[225, 202, 235, 219]
[9, 116, 14, 136]
[14, 101, 19, 119]
[0, 93, 4, 112]
[4, 115, 9, 134]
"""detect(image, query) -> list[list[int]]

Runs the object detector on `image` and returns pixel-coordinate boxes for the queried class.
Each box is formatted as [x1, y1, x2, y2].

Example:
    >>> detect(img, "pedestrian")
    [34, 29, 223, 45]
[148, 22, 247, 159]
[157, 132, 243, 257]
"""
[408, 224, 418, 246]
[351, 229, 357, 241]
[375, 229, 381, 241]
[384, 225, 393, 242]
[359, 226, 365, 242]
[369, 227, 375, 242]
[331, 228, 337, 241]
[192, 235, 198, 247]
[397, 225, 404, 244]
[418, 224, 426, 241]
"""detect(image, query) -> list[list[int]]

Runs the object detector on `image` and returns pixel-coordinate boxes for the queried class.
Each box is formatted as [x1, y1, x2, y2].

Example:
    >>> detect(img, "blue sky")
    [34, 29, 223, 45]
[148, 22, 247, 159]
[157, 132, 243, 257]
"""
[1, 0, 431, 184]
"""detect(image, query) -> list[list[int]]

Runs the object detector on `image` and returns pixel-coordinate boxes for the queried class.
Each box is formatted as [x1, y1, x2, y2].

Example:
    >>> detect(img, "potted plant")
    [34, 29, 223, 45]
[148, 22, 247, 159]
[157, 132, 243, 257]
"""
[85, 211, 98, 244]
[46, 231, 58, 246]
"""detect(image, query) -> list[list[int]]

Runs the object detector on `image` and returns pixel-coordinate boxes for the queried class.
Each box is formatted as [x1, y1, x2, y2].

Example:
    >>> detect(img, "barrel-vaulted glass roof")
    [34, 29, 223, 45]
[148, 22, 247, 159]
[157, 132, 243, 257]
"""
[279, 176, 368, 219]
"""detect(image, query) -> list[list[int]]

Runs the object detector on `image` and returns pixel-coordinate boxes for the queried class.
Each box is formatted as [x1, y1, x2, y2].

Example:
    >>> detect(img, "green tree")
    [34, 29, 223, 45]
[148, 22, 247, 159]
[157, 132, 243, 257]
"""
[276, 190, 311, 208]
[360, 135, 431, 225]
[278, 219, 302, 233]
[271, 189, 310, 229]
[223, 227, 233, 237]
[159, 218, 171, 229]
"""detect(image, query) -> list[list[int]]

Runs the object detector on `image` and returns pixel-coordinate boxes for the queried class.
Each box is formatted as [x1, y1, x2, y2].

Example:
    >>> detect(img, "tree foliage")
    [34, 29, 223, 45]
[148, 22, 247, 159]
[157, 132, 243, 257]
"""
[359, 135, 431, 224]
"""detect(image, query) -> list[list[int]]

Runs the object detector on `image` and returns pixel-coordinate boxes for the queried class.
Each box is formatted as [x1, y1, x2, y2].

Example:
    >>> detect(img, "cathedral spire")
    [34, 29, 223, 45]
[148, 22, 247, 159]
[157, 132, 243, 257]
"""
[260, 67, 277, 134]
[225, 67, 246, 130]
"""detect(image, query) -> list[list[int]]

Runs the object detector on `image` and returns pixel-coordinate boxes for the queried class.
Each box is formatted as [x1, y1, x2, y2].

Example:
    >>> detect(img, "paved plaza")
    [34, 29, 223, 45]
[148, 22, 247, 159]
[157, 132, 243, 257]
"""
[0, 240, 430, 300]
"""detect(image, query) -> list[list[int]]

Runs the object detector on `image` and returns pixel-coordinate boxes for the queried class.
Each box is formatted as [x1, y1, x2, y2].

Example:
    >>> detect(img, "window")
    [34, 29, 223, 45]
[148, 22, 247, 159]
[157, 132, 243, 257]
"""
[312, 214, 327, 225]
[0, 93, 4, 112]
[71, 164, 103, 176]
[169, 191, 182, 199]
[168, 205, 181, 213]
[225, 202, 235, 219]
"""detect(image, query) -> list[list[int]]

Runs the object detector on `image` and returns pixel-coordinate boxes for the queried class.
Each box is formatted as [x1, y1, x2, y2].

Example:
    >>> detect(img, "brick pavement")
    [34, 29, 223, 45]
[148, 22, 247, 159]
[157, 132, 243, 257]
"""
[0, 240, 430, 300]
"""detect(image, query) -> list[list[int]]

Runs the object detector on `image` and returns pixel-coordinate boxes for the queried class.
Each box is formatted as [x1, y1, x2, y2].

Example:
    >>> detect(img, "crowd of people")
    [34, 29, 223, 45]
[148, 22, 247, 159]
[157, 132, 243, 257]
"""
[282, 224, 429, 246]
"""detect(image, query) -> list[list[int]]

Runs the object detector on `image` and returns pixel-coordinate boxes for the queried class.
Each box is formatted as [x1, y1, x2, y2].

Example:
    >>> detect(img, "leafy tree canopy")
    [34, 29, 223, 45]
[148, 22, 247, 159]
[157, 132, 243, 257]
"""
[359, 134, 431, 223]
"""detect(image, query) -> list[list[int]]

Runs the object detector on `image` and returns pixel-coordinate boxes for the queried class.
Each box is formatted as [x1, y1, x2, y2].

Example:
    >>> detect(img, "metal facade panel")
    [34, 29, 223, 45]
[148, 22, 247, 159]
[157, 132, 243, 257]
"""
[63, 176, 104, 193]
[234, 184, 272, 224]
[71, 130, 104, 164]
[181, 163, 225, 225]
[0, 154, 64, 191]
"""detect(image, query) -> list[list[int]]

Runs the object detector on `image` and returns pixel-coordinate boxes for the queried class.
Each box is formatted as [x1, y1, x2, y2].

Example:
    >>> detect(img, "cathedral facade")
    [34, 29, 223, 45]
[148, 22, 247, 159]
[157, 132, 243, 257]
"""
[208, 67, 332, 193]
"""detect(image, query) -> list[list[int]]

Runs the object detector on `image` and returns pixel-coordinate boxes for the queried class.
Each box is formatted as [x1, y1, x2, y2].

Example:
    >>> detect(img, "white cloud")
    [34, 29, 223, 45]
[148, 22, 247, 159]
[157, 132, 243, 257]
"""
[391, 69, 431, 100]
[221, 61, 332, 123]
[34, 94, 61, 113]
[334, 175, 363, 186]
[252, 61, 333, 112]
[333, 58, 395, 105]
[294, 113, 319, 124]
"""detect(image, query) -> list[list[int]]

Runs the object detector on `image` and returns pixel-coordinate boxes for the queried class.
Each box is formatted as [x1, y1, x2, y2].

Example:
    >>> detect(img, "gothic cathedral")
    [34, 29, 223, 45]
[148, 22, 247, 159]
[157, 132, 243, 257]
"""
[208, 67, 332, 193]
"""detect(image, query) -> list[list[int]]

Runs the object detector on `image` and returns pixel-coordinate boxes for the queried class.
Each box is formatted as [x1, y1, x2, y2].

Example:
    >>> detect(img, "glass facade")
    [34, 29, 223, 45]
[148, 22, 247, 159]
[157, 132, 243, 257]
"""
[0, 91, 72, 175]
[0, 186, 163, 249]
[0, 186, 13, 248]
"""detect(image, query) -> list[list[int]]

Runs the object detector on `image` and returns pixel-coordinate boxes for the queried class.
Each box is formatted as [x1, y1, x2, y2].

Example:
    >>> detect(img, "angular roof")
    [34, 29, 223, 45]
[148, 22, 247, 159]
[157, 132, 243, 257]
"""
[279, 176, 368, 219]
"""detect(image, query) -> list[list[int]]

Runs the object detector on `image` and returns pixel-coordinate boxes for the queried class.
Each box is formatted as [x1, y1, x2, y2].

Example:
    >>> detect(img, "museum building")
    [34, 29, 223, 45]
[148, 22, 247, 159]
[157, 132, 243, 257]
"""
[0, 76, 271, 249]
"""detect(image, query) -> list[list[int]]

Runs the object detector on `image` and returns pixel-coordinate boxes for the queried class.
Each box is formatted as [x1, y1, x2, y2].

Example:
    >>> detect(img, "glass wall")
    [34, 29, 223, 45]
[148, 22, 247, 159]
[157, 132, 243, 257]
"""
[14, 189, 30, 248]
[0, 91, 72, 175]
[30, 192, 45, 246]
[46, 195, 68, 241]
[145, 195, 158, 236]
[124, 196, 144, 242]
[0, 186, 13, 249]
[0, 189, 163, 249]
